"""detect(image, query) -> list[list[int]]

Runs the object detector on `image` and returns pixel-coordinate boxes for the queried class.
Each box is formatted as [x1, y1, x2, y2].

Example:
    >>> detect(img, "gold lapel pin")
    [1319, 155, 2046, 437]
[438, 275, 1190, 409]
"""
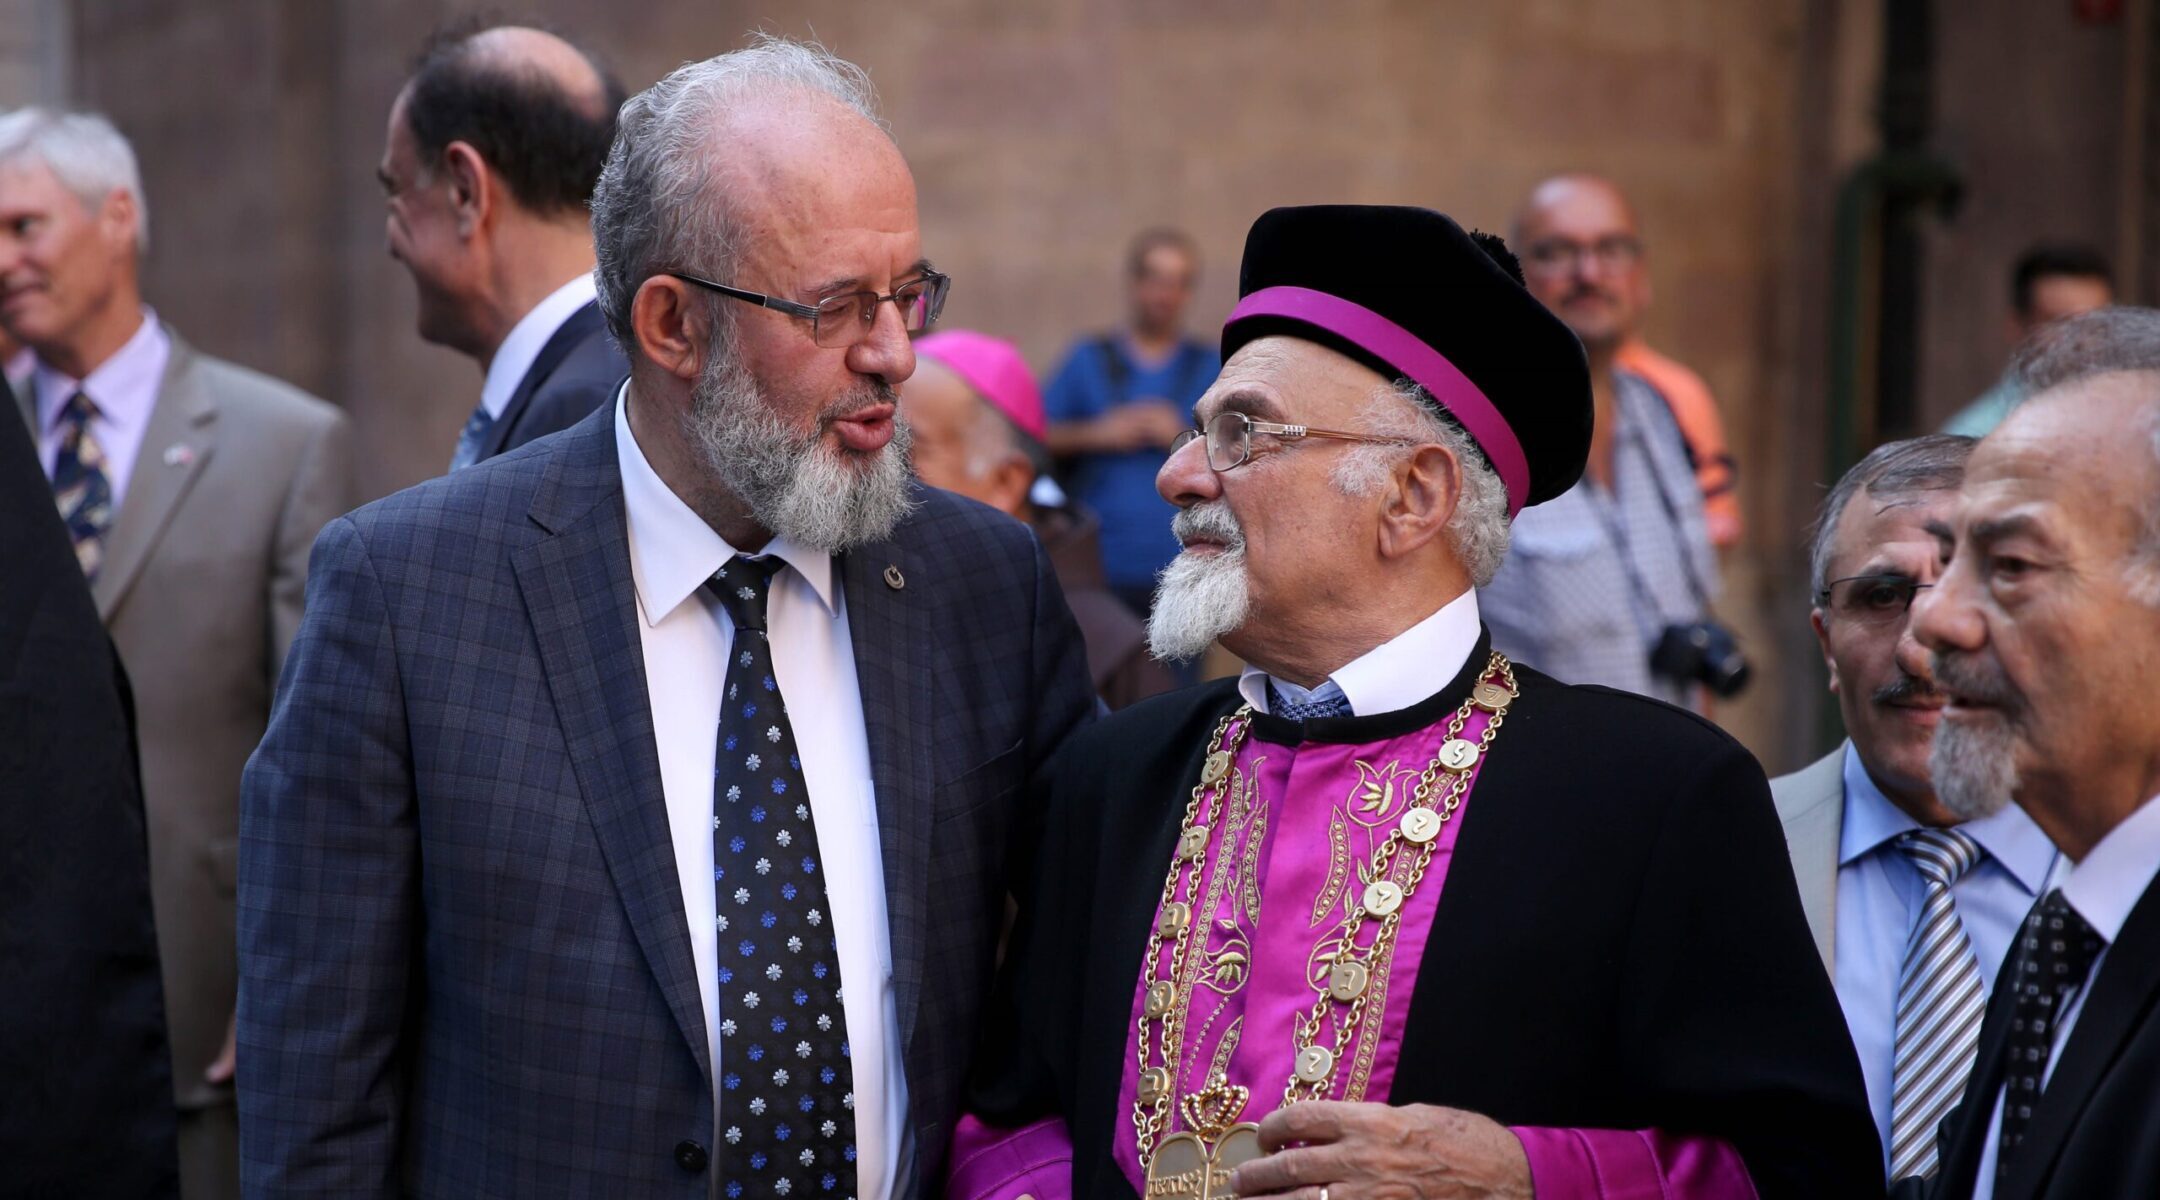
[883, 564, 905, 590]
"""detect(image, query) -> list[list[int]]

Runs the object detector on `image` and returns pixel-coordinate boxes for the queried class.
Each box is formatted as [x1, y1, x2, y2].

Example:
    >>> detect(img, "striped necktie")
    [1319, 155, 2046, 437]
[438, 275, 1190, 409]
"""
[50, 390, 115, 581]
[448, 400, 494, 471]
[1887, 827, 1986, 1180]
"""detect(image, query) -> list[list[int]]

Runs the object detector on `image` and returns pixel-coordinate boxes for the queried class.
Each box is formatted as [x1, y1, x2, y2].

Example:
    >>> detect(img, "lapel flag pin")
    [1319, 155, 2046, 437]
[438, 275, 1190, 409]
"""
[163, 443, 195, 467]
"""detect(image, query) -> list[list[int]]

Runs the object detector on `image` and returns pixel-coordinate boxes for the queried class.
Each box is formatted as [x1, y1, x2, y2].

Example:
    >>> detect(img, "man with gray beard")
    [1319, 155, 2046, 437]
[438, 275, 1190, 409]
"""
[238, 38, 1096, 1198]
[1907, 307, 2160, 1199]
[952, 205, 1876, 1200]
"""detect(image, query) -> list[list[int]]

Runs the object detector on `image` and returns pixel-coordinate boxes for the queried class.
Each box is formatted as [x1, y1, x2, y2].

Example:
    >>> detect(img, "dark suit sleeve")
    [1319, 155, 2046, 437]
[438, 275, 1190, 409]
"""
[1611, 739, 1885, 1199]
[238, 515, 416, 1197]
[1025, 532, 1103, 797]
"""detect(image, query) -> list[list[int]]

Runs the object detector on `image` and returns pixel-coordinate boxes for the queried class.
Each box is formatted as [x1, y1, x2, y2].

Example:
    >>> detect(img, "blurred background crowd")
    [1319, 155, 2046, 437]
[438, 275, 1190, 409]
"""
[1, 1, 2156, 1196]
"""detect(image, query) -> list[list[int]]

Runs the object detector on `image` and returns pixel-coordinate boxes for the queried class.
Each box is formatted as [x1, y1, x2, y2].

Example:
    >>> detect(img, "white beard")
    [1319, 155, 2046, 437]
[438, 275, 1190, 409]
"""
[1147, 501, 1251, 663]
[1931, 715, 2018, 821]
[685, 329, 917, 554]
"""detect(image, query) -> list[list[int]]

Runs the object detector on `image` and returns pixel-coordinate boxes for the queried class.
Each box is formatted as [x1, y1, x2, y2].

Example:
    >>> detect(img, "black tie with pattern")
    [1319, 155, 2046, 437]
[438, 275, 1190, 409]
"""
[1995, 889, 2105, 1180]
[707, 555, 857, 1200]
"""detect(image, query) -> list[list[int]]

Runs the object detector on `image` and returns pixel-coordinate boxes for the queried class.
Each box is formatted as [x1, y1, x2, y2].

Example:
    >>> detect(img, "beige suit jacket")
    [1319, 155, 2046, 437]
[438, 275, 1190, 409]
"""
[1770, 745, 1847, 975]
[16, 326, 352, 1109]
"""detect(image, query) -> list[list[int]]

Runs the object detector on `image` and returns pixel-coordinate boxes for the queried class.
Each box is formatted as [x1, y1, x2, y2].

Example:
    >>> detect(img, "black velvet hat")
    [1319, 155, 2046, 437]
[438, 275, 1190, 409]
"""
[1221, 205, 1592, 516]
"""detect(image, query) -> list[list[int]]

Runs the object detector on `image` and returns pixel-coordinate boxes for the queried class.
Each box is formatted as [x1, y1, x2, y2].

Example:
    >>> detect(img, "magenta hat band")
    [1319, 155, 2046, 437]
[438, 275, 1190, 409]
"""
[1225, 286, 1531, 519]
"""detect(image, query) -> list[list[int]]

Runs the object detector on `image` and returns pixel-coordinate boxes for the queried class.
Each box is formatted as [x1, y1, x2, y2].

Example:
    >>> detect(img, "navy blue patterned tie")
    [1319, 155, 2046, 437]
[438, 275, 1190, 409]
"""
[447, 401, 493, 471]
[50, 390, 114, 580]
[708, 555, 857, 1200]
[1268, 678, 1351, 721]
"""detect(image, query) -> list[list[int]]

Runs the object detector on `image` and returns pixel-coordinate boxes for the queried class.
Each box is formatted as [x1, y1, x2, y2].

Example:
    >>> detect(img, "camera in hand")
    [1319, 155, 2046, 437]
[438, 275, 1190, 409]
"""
[1650, 621, 1752, 697]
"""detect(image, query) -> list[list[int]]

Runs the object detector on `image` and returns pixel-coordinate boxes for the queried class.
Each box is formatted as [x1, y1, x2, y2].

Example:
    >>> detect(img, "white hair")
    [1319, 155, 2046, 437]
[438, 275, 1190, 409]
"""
[0, 107, 148, 251]
[590, 36, 886, 346]
[1329, 380, 1513, 587]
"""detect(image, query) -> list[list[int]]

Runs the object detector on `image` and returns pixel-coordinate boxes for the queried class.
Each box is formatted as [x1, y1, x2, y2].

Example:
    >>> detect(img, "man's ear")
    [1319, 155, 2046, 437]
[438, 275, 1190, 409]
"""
[97, 187, 138, 255]
[440, 141, 490, 238]
[1377, 441, 1462, 560]
[1811, 607, 1841, 694]
[631, 276, 707, 385]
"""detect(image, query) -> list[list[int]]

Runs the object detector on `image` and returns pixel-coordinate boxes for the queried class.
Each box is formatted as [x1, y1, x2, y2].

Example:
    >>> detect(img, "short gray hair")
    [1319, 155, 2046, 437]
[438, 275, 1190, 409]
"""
[590, 36, 885, 347]
[1807, 433, 1975, 599]
[2005, 306, 2160, 603]
[1332, 380, 1512, 587]
[0, 107, 148, 251]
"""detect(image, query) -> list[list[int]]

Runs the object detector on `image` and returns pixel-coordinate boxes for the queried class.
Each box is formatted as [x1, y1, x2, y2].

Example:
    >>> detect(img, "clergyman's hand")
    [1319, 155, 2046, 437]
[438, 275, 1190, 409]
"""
[1230, 1101, 1532, 1200]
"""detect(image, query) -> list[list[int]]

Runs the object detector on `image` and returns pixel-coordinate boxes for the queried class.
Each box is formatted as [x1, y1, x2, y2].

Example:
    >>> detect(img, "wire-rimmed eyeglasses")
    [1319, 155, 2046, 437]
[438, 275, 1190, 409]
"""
[1817, 573, 1934, 623]
[667, 270, 951, 348]
[1170, 410, 1416, 473]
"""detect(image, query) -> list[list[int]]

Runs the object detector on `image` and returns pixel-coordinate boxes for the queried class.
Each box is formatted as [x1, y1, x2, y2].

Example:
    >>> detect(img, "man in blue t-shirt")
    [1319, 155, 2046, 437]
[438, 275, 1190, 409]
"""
[1043, 228, 1219, 615]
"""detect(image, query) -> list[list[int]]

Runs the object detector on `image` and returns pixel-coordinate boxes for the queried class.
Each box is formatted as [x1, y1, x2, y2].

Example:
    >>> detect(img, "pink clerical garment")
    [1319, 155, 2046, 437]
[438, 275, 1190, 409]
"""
[948, 686, 1757, 1200]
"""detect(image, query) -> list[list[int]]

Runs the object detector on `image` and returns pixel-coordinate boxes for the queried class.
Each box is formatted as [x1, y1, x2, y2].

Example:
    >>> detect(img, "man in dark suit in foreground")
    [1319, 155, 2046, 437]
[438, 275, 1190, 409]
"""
[240, 37, 1096, 1198]
[378, 23, 629, 470]
[0, 363, 176, 1198]
[1914, 307, 2160, 1198]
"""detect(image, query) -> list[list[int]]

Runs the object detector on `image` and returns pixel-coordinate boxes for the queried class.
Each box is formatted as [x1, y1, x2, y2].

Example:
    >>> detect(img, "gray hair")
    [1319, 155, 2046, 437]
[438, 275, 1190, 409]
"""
[0, 107, 148, 251]
[1807, 433, 1975, 599]
[1331, 380, 1513, 587]
[2005, 306, 2160, 603]
[590, 36, 885, 347]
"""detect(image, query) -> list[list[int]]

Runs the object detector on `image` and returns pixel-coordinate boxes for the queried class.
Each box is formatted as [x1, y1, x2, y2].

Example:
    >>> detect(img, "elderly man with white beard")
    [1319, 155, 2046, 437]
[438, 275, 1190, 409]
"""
[238, 38, 1097, 1197]
[1905, 307, 2160, 1200]
[947, 205, 1878, 1200]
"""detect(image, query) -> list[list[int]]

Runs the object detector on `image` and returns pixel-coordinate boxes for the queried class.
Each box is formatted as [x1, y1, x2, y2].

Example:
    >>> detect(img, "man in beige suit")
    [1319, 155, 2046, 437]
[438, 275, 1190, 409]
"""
[1772, 433, 2059, 1185]
[0, 109, 351, 1198]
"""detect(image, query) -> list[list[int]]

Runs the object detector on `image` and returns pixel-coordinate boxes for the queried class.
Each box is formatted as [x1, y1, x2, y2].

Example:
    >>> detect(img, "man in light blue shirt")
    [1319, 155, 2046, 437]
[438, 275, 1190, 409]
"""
[1771, 434, 2060, 1185]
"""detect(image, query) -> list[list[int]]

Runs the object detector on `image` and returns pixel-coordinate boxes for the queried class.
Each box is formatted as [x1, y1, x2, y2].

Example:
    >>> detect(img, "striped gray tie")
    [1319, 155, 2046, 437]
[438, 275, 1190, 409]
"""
[1888, 827, 1987, 1180]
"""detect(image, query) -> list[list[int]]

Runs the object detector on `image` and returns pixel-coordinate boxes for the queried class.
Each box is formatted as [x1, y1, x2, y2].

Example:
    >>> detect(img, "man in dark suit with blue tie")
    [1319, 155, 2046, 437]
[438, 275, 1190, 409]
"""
[242, 37, 1098, 1199]
[377, 24, 629, 470]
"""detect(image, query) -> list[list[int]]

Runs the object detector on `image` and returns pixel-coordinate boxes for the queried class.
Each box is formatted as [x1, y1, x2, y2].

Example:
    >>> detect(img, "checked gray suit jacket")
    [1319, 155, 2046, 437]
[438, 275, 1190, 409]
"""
[237, 402, 1098, 1197]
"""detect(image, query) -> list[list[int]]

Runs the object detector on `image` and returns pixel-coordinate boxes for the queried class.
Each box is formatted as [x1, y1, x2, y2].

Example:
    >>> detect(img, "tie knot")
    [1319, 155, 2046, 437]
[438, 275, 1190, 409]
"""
[1897, 827, 1983, 886]
[62, 390, 97, 426]
[1268, 678, 1351, 722]
[2018, 889, 2106, 979]
[709, 555, 786, 633]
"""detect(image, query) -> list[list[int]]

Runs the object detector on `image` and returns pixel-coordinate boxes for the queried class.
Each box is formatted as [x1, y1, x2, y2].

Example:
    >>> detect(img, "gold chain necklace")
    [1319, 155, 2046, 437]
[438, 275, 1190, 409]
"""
[1132, 653, 1519, 1185]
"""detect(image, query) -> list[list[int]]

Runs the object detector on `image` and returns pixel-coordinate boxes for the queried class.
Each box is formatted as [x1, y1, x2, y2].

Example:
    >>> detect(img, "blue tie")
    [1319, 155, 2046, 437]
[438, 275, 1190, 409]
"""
[707, 556, 857, 1200]
[447, 401, 493, 471]
[1268, 678, 1351, 721]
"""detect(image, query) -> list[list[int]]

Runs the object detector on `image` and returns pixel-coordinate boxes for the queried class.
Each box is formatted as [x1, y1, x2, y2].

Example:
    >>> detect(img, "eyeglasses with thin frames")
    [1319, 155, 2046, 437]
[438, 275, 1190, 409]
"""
[666, 269, 951, 348]
[1170, 410, 1416, 473]
[1817, 573, 1934, 623]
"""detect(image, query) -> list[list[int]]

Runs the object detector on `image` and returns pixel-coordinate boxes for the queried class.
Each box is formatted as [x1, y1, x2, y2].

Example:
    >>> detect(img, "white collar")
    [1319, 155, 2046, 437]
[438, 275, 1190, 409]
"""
[613, 383, 837, 627]
[1238, 588, 1482, 717]
[34, 307, 166, 432]
[482, 272, 599, 420]
[2059, 792, 2160, 945]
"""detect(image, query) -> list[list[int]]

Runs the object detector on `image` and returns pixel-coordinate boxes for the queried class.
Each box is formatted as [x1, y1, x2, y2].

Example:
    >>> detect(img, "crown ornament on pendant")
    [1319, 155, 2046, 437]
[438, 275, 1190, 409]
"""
[1180, 1073, 1252, 1142]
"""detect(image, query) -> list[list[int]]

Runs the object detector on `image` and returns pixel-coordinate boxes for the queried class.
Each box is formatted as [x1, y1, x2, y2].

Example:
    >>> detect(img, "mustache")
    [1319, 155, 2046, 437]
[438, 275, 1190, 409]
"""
[1172, 501, 1246, 551]
[819, 378, 899, 425]
[1931, 649, 2023, 712]
[1873, 672, 1946, 707]
[1563, 284, 1612, 305]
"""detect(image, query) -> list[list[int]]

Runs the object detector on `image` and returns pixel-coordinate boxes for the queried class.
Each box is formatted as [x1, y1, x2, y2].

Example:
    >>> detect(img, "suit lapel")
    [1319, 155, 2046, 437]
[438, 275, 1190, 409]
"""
[1998, 874, 2160, 1198]
[510, 410, 711, 1082]
[1777, 748, 1848, 972]
[93, 332, 214, 621]
[481, 301, 606, 459]
[840, 529, 934, 1061]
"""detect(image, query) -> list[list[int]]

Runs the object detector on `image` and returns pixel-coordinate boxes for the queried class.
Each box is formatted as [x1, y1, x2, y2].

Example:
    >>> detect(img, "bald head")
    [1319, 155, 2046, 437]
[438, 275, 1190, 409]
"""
[1512, 173, 1649, 353]
[399, 23, 624, 218]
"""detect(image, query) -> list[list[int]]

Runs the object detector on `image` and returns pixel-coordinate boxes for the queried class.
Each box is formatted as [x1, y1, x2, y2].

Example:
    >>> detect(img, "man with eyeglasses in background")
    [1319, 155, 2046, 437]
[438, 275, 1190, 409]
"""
[1481, 175, 1735, 709]
[1770, 434, 2059, 1188]
[240, 38, 1096, 1198]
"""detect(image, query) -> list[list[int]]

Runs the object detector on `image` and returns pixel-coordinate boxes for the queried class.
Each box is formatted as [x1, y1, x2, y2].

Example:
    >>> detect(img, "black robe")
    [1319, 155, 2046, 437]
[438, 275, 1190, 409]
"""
[970, 630, 1883, 1199]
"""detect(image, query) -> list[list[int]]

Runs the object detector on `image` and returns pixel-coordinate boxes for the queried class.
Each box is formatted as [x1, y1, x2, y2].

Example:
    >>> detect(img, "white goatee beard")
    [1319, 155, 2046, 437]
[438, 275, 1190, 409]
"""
[685, 328, 918, 554]
[1930, 717, 2018, 821]
[1147, 501, 1252, 664]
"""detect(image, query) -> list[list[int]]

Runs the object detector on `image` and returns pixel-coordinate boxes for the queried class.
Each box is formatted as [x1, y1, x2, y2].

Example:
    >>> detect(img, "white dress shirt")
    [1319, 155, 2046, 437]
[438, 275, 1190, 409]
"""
[481, 272, 599, 420]
[1828, 747, 2062, 1172]
[32, 308, 170, 509]
[616, 387, 908, 1199]
[1971, 792, 2160, 1196]
[1238, 588, 1482, 717]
